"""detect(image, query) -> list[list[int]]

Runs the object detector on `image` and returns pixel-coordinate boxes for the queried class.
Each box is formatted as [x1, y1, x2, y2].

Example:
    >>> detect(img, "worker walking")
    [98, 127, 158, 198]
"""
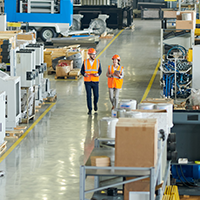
[106, 55, 124, 110]
[81, 48, 102, 115]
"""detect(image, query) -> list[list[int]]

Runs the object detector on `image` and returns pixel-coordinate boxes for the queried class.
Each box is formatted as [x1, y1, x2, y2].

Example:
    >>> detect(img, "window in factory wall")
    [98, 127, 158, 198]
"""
[16, 0, 60, 14]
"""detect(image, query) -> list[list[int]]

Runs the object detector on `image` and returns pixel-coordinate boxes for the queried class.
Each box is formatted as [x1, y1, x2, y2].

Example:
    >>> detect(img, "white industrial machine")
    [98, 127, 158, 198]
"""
[26, 44, 44, 104]
[25, 43, 50, 100]
[0, 71, 21, 130]
[0, 91, 6, 144]
[16, 49, 36, 87]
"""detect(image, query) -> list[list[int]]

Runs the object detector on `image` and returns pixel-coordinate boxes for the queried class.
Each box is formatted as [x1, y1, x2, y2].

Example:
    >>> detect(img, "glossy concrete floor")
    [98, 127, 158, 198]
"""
[0, 19, 161, 200]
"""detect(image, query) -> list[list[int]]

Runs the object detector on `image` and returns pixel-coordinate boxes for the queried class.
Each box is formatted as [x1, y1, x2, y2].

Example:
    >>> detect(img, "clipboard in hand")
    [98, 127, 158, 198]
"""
[113, 70, 120, 76]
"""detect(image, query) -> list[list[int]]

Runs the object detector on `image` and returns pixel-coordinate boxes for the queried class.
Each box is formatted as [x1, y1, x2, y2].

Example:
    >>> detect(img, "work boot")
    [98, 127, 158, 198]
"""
[94, 105, 98, 112]
[87, 110, 92, 115]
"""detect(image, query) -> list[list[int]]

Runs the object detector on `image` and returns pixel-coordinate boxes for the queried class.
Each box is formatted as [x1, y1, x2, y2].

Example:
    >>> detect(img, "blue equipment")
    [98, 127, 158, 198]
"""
[4, 0, 73, 25]
[171, 164, 200, 184]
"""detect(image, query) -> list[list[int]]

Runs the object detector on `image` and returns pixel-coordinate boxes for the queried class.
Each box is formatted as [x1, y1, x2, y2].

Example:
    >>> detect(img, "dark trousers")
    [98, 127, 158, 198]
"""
[84, 82, 99, 111]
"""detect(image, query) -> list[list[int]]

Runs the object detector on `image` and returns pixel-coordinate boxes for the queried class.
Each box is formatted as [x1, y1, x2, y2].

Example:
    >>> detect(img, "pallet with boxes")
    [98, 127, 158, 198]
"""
[45, 45, 88, 78]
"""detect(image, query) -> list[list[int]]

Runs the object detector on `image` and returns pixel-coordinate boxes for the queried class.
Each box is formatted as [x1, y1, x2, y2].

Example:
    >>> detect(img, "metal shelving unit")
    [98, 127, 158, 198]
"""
[79, 132, 170, 200]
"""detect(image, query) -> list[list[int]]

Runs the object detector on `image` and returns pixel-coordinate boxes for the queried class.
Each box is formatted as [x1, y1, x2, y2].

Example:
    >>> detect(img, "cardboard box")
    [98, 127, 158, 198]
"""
[176, 20, 194, 30]
[58, 60, 73, 70]
[176, 11, 196, 30]
[124, 177, 150, 200]
[163, 11, 177, 18]
[44, 51, 52, 68]
[115, 118, 157, 168]
[91, 156, 110, 167]
[56, 65, 70, 77]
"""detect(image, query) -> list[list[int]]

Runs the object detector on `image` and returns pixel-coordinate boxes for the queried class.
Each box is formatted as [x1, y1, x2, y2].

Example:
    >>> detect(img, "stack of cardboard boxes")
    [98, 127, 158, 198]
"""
[91, 156, 111, 167]
[163, 10, 196, 30]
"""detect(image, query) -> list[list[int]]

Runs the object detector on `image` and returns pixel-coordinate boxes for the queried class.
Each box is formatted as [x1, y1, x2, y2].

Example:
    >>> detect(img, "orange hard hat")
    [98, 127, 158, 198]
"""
[88, 48, 96, 54]
[112, 54, 120, 61]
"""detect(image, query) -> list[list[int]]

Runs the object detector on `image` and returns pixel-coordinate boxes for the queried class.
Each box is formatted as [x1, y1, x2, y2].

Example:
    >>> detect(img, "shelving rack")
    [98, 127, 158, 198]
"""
[79, 131, 170, 200]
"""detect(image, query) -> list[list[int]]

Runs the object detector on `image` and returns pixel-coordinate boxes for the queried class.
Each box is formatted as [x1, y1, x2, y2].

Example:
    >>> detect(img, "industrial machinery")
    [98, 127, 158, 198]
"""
[73, 0, 134, 29]
[4, 0, 73, 41]
[0, 71, 21, 130]
[16, 49, 36, 88]
[26, 44, 45, 103]
[161, 45, 192, 99]
[0, 91, 6, 144]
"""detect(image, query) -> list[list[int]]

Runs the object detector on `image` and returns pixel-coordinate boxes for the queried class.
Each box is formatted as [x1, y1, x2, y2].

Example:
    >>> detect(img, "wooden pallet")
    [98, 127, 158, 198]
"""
[21, 114, 35, 124]
[55, 74, 68, 79]
[5, 130, 24, 138]
[14, 126, 27, 130]
[100, 33, 114, 39]
[0, 141, 7, 156]
[55, 74, 82, 80]
[46, 94, 57, 102]
[36, 105, 41, 109]
[67, 74, 82, 80]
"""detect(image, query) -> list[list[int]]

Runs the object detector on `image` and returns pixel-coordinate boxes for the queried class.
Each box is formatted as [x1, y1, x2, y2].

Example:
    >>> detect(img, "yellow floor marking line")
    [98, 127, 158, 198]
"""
[140, 59, 161, 102]
[96, 29, 124, 59]
[0, 103, 56, 163]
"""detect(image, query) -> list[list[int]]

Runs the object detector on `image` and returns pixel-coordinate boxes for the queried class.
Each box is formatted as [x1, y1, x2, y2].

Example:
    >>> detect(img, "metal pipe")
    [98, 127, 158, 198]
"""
[85, 166, 151, 171]
[85, 175, 150, 194]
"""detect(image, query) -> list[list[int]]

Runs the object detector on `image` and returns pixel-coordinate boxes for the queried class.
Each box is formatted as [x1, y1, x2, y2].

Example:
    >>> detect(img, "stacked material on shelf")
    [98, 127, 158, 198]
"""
[91, 156, 110, 167]
[99, 117, 118, 138]
[0, 30, 36, 63]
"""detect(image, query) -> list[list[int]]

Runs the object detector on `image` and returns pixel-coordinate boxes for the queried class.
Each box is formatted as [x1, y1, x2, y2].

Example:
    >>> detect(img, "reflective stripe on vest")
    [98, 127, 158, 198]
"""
[85, 59, 99, 72]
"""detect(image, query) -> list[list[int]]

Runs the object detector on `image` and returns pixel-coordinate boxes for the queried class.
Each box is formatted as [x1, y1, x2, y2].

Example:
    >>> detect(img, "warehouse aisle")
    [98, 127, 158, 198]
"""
[0, 19, 161, 200]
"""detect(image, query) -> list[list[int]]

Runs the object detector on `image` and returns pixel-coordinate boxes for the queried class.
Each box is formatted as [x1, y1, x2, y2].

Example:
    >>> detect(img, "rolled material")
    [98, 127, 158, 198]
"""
[182, 13, 192, 21]
[138, 103, 155, 110]
[99, 117, 119, 138]
[125, 111, 143, 118]
[119, 99, 137, 111]
[155, 103, 173, 128]
[116, 108, 126, 118]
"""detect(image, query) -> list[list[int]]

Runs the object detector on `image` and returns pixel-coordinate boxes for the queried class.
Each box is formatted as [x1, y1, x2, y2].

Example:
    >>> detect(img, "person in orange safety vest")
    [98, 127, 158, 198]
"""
[106, 54, 124, 110]
[81, 48, 102, 115]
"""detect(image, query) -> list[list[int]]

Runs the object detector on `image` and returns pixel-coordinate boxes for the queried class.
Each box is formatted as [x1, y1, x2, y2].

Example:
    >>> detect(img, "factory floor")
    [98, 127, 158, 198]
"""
[0, 19, 161, 200]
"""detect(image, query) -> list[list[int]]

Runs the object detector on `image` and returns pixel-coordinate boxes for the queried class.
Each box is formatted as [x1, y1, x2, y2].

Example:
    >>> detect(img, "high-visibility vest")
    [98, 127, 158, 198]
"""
[107, 65, 123, 89]
[84, 59, 100, 82]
